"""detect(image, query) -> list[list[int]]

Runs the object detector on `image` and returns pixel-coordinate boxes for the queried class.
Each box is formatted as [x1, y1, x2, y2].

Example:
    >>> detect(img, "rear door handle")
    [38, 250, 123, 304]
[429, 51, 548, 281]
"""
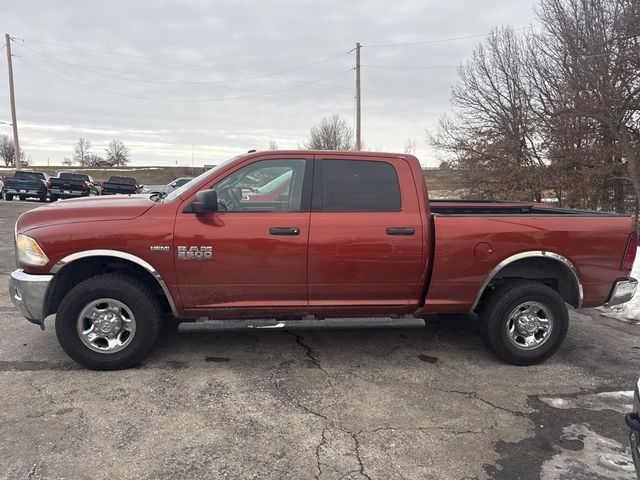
[386, 227, 415, 236]
[269, 227, 300, 236]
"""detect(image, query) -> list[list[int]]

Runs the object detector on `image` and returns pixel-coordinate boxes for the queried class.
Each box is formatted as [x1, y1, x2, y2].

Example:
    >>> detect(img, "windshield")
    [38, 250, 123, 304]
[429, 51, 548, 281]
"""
[161, 155, 243, 203]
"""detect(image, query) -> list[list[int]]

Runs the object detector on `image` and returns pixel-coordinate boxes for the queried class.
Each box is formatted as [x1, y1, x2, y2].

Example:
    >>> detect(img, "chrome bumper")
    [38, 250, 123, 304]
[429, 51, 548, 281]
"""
[9, 269, 53, 329]
[605, 278, 638, 307]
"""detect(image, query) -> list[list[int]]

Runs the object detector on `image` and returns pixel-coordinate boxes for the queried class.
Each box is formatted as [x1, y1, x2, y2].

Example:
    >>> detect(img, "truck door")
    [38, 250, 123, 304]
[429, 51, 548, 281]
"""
[308, 157, 425, 307]
[174, 156, 312, 313]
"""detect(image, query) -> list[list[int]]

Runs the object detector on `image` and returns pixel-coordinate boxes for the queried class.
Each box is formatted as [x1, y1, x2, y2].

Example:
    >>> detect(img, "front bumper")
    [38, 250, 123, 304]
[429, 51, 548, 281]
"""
[606, 278, 638, 307]
[9, 269, 53, 328]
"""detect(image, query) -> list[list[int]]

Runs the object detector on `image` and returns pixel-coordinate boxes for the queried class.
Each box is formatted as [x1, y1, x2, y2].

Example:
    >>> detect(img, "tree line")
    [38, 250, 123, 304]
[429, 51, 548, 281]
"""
[67, 138, 130, 167]
[430, 0, 640, 213]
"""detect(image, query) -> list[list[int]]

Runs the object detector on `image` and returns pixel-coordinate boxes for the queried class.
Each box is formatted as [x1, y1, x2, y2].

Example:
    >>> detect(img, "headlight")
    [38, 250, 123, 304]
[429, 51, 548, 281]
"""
[16, 233, 49, 267]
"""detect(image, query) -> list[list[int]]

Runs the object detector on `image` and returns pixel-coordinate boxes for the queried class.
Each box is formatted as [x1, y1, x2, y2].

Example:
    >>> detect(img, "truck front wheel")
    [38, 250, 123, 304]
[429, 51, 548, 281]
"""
[55, 274, 162, 370]
[478, 280, 569, 365]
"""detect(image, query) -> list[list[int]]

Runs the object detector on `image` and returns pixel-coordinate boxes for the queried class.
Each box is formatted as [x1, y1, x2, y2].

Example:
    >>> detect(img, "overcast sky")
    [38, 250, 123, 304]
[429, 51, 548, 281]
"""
[1, 0, 538, 167]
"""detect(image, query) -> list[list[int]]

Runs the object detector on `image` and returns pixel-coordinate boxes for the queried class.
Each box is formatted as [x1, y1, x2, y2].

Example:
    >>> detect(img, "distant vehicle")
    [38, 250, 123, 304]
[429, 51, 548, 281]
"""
[48, 172, 100, 201]
[0, 178, 4, 199]
[626, 378, 640, 478]
[101, 176, 141, 195]
[3, 171, 48, 202]
[143, 177, 193, 196]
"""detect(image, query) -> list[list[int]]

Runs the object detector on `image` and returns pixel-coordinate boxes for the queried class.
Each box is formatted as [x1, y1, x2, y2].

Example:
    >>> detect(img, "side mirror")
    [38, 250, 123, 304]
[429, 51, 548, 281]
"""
[192, 189, 218, 213]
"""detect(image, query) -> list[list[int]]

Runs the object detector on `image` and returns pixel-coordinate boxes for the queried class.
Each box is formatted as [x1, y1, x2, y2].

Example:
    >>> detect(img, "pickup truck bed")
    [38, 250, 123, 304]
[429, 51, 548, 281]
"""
[101, 176, 140, 195]
[9, 150, 638, 370]
[49, 172, 99, 200]
[4, 171, 48, 202]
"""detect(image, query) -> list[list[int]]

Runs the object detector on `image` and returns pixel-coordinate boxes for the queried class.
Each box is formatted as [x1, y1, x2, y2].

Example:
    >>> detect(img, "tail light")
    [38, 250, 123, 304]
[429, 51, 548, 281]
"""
[81, 181, 89, 191]
[622, 231, 637, 271]
[46, 179, 52, 188]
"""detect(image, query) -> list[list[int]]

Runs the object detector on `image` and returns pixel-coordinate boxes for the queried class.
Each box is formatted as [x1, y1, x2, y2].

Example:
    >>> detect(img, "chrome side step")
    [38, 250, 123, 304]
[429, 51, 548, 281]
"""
[178, 317, 425, 333]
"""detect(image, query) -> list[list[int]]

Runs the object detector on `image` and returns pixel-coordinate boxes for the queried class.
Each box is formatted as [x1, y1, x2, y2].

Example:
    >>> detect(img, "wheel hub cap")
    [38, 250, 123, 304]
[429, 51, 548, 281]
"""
[506, 301, 553, 350]
[76, 298, 136, 354]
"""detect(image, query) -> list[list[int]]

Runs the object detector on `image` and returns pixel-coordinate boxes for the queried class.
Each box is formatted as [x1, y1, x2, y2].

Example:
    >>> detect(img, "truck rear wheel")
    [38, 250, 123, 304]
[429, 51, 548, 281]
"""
[5, 194, 12, 201]
[55, 274, 162, 370]
[50, 194, 59, 202]
[477, 280, 569, 365]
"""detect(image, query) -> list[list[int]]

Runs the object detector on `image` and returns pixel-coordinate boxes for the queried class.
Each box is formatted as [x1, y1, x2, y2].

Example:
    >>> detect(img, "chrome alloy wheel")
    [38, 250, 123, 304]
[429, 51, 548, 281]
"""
[506, 301, 553, 350]
[76, 298, 136, 353]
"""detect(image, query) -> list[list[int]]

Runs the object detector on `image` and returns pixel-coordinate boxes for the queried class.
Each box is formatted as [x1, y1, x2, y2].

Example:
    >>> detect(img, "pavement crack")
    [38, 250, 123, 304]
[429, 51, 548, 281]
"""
[288, 332, 333, 384]
[27, 461, 39, 480]
[314, 425, 329, 480]
[434, 388, 526, 417]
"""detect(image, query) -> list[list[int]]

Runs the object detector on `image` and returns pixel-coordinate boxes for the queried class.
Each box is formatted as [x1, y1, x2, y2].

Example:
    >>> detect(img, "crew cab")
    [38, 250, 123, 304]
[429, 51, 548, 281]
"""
[49, 172, 100, 201]
[8, 151, 638, 370]
[101, 175, 140, 195]
[4, 171, 49, 202]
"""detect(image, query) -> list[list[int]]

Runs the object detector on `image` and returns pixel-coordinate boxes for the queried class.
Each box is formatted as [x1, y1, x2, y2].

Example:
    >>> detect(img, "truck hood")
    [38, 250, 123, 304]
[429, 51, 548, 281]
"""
[17, 195, 156, 232]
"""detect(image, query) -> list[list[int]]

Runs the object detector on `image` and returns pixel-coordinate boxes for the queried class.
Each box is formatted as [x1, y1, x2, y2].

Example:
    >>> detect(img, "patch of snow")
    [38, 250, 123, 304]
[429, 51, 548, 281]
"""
[540, 423, 635, 480]
[539, 391, 633, 414]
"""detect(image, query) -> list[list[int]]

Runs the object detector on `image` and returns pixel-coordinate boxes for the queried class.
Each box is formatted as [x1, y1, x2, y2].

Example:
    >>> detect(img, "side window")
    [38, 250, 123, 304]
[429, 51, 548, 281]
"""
[211, 159, 307, 212]
[318, 160, 401, 212]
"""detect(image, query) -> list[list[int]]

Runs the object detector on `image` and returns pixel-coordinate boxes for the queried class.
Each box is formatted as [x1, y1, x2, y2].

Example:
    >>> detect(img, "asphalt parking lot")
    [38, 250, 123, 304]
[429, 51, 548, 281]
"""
[1, 200, 639, 480]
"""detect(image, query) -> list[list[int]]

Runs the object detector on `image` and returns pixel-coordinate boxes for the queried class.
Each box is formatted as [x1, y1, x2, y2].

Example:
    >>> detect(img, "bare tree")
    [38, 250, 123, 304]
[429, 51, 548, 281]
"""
[0, 134, 15, 166]
[304, 114, 354, 150]
[84, 153, 108, 167]
[105, 139, 130, 167]
[62, 157, 73, 167]
[403, 138, 417, 155]
[531, 0, 640, 212]
[267, 141, 279, 150]
[430, 27, 547, 201]
[74, 138, 91, 166]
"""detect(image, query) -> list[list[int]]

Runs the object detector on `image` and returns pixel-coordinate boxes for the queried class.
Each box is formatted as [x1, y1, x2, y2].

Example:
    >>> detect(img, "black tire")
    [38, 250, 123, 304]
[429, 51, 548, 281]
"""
[39, 195, 47, 202]
[477, 280, 569, 365]
[19, 195, 26, 201]
[55, 274, 162, 370]
[50, 194, 59, 202]
[5, 194, 12, 201]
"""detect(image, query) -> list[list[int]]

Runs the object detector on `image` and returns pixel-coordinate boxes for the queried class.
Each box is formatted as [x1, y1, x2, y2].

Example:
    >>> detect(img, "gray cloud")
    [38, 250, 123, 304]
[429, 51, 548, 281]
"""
[1, 0, 537, 166]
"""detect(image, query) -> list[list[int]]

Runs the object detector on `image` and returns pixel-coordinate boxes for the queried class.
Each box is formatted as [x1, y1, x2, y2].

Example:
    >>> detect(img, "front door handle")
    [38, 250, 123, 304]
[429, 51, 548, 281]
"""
[386, 227, 415, 236]
[269, 227, 300, 236]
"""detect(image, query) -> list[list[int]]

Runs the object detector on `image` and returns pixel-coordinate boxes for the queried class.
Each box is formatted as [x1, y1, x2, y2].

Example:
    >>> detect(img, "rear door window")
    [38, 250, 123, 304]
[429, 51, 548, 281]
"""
[315, 160, 401, 212]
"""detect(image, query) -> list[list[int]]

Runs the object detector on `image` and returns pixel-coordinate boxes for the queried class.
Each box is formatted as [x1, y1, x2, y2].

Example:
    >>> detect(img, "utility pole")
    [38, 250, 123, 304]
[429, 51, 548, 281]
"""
[355, 42, 361, 151]
[5, 34, 21, 170]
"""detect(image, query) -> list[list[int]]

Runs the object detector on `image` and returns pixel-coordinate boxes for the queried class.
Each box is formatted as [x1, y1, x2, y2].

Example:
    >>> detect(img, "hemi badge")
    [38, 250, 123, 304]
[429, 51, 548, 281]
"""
[150, 246, 170, 252]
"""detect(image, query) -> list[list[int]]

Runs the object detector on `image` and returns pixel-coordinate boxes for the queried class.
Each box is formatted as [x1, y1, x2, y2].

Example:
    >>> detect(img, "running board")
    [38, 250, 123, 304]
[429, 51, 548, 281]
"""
[178, 317, 425, 333]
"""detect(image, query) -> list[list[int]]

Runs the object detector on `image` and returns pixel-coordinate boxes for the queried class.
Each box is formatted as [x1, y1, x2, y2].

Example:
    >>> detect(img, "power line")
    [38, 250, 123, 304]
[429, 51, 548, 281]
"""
[17, 57, 354, 103]
[363, 25, 534, 48]
[362, 64, 457, 69]
[15, 47, 443, 102]
[16, 37, 352, 81]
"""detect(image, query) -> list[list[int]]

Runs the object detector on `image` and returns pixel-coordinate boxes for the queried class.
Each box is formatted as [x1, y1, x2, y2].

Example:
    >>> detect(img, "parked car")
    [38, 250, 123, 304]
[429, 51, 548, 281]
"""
[9, 150, 638, 370]
[626, 378, 640, 478]
[3, 171, 48, 202]
[143, 177, 193, 196]
[0, 177, 4, 199]
[101, 175, 141, 195]
[48, 172, 100, 201]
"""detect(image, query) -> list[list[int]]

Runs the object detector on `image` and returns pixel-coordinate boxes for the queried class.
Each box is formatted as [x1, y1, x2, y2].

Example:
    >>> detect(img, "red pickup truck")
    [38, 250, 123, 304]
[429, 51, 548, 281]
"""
[9, 151, 638, 370]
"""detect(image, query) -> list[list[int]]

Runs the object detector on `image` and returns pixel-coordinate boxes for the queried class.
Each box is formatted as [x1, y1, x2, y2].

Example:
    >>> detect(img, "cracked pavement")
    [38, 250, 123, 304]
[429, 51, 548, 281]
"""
[1, 201, 639, 479]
